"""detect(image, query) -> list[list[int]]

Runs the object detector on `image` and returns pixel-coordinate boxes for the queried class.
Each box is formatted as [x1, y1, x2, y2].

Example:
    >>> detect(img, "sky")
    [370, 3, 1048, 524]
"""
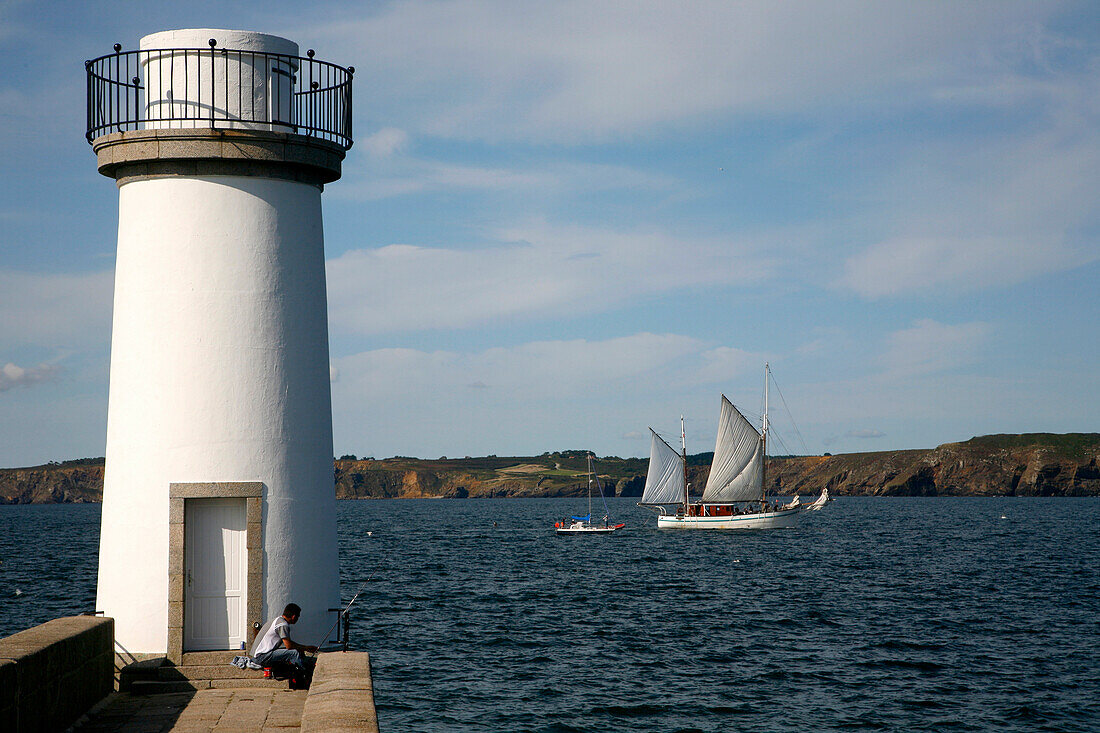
[1, 0, 1098, 467]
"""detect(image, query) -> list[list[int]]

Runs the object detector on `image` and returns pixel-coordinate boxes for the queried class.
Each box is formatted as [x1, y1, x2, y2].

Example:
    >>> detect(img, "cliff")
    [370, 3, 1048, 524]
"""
[0, 460, 104, 504]
[333, 452, 650, 500]
[768, 434, 1100, 497]
[1, 434, 1097, 504]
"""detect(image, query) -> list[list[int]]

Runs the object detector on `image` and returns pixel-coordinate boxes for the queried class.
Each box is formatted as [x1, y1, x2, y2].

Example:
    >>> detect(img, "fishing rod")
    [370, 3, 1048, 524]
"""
[315, 564, 381, 651]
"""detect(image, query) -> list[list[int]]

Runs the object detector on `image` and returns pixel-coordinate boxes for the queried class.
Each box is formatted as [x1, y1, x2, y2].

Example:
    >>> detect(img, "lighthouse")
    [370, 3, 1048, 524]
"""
[86, 29, 353, 658]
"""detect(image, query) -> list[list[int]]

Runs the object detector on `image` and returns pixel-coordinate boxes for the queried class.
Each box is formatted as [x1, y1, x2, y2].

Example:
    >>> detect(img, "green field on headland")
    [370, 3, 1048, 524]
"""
[1, 434, 1098, 504]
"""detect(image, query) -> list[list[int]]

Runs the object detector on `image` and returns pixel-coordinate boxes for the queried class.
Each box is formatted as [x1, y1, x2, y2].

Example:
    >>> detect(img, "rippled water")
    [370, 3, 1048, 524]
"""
[3, 498, 1099, 732]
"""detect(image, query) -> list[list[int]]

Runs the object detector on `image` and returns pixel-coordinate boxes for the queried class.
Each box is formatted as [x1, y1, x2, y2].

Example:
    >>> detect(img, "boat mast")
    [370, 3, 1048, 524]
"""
[587, 453, 594, 522]
[680, 415, 689, 511]
[762, 362, 769, 508]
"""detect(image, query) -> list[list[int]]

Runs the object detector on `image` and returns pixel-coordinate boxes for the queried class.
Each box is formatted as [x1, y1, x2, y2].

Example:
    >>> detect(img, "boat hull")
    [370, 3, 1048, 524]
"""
[656, 507, 800, 530]
[555, 523, 625, 535]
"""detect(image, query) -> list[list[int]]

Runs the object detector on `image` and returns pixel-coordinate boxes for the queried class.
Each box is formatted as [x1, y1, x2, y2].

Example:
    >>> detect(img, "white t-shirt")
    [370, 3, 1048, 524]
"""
[251, 616, 290, 657]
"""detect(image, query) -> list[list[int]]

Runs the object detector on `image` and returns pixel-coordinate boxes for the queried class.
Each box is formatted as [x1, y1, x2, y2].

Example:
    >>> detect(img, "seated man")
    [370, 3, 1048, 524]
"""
[251, 602, 318, 682]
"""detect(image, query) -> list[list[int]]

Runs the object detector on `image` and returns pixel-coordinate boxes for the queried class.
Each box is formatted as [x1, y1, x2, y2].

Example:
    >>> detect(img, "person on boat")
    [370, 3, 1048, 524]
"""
[251, 603, 317, 681]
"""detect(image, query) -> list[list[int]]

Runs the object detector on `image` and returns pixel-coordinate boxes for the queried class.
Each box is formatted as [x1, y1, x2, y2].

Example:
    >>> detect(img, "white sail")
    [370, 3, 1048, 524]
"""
[701, 395, 765, 503]
[640, 429, 684, 505]
[806, 487, 829, 511]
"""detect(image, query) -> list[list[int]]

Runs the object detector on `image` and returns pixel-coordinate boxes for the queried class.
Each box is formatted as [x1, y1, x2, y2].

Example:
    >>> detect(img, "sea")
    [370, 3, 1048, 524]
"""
[1, 497, 1098, 732]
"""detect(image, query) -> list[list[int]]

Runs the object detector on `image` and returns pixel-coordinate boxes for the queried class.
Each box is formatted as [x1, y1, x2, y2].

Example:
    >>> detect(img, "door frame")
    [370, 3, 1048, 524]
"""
[168, 482, 263, 663]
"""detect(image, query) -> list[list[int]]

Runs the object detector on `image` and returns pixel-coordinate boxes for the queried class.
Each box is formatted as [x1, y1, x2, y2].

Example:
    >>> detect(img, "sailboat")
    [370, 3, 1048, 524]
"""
[804, 487, 830, 510]
[639, 363, 827, 529]
[555, 453, 625, 535]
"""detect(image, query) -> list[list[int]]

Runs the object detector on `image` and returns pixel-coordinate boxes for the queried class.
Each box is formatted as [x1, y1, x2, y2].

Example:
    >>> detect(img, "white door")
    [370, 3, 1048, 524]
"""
[184, 498, 248, 651]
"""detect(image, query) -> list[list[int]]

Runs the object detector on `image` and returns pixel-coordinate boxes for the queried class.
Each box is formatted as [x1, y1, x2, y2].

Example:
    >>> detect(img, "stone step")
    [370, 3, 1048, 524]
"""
[121, 657, 166, 673]
[130, 676, 286, 694]
[181, 650, 243, 666]
[118, 657, 167, 691]
[114, 653, 166, 689]
[209, 677, 286, 689]
[129, 679, 201, 695]
[159, 664, 267, 681]
[119, 651, 290, 693]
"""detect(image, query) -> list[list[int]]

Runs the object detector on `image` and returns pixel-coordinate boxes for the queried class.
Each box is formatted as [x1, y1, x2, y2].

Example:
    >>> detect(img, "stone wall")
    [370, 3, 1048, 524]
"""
[0, 616, 114, 732]
[301, 651, 379, 732]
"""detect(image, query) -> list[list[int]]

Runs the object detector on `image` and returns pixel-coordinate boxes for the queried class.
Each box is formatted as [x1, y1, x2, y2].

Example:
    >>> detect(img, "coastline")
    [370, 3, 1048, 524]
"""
[2, 432, 1098, 503]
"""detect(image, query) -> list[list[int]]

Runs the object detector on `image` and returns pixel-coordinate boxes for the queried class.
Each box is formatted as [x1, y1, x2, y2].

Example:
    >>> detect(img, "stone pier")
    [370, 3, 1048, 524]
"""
[1, 618, 378, 732]
[73, 653, 378, 732]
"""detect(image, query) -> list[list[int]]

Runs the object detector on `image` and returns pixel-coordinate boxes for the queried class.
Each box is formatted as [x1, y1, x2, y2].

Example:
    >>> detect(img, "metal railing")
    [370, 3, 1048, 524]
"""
[86, 41, 353, 149]
[326, 607, 352, 651]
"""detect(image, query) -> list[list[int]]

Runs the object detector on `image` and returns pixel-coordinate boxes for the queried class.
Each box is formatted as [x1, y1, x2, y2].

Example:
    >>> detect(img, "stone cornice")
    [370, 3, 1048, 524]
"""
[92, 128, 346, 187]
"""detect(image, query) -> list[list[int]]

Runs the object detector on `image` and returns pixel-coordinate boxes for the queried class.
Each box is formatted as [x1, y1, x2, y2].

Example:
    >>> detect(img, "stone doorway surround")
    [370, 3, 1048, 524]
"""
[168, 482, 263, 664]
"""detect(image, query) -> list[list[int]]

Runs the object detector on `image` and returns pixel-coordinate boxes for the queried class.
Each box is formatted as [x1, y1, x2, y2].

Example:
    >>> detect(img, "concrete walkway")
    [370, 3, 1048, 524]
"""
[71, 687, 308, 732]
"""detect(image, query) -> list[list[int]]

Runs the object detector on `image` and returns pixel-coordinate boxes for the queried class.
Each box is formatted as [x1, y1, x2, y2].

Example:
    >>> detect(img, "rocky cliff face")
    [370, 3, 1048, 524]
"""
[0, 463, 104, 504]
[768, 434, 1100, 497]
[3, 434, 1097, 503]
[333, 460, 611, 499]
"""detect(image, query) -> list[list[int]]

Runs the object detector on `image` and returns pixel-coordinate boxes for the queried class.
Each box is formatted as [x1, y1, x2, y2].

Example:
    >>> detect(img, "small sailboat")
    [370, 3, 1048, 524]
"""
[639, 363, 827, 529]
[805, 487, 830, 511]
[555, 454, 625, 534]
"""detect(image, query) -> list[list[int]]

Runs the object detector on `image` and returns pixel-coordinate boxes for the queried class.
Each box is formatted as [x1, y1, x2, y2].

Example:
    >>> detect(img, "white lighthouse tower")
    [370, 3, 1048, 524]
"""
[86, 29, 353, 657]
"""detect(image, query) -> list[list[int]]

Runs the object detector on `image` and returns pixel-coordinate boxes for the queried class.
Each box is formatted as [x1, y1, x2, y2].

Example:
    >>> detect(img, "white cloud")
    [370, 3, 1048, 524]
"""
[837, 236, 1089, 298]
[329, 332, 772, 456]
[308, 1, 1059, 143]
[0, 362, 59, 392]
[313, 1, 1100, 306]
[846, 429, 885, 439]
[333, 333, 702, 402]
[879, 319, 990, 379]
[694, 347, 763, 386]
[336, 154, 674, 201]
[337, 159, 550, 200]
[834, 121, 1100, 296]
[835, 58, 1100, 298]
[0, 270, 114, 346]
[360, 127, 409, 157]
[327, 222, 770, 335]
